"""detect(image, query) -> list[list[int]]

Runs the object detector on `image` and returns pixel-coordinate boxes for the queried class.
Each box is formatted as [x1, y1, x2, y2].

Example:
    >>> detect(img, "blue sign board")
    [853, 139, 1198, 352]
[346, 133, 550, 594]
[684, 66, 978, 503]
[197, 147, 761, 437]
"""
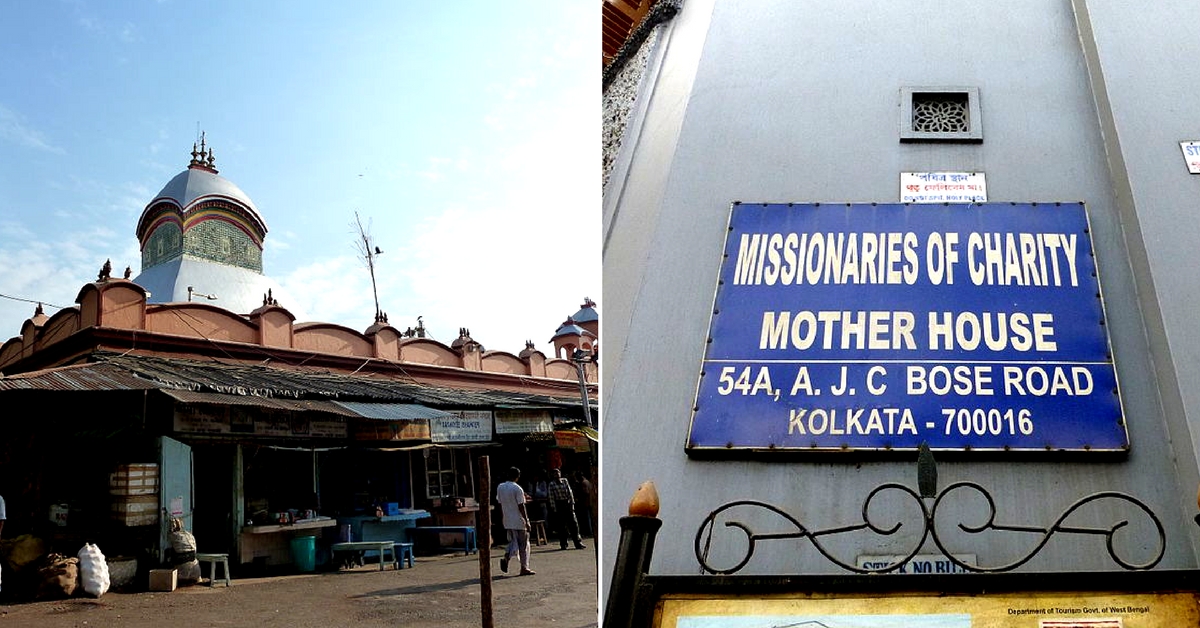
[687, 203, 1127, 454]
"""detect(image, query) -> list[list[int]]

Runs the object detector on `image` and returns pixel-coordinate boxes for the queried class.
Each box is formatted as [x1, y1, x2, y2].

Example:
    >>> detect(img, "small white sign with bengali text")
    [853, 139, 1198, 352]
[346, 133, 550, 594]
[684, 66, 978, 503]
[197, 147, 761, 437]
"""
[901, 172, 987, 203]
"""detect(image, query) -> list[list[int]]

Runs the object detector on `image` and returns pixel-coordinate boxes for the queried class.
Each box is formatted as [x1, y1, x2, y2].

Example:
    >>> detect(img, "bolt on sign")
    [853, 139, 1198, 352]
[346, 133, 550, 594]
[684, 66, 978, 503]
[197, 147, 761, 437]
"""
[687, 202, 1127, 455]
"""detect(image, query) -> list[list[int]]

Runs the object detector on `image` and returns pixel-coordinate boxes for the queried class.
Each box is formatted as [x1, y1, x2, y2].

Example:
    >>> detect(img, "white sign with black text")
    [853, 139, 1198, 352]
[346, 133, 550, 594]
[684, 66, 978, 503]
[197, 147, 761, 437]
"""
[430, 410, 494, 443]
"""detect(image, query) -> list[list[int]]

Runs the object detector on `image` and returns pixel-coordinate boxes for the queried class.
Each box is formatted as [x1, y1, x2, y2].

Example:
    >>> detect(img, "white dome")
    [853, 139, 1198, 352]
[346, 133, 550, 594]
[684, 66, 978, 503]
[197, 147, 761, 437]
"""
[148, 166, 266, 232]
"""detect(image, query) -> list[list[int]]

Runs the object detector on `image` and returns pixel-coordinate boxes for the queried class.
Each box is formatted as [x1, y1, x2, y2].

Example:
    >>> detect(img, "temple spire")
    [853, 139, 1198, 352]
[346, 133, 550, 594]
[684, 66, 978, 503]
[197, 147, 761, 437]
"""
[187, 131, 219, 173]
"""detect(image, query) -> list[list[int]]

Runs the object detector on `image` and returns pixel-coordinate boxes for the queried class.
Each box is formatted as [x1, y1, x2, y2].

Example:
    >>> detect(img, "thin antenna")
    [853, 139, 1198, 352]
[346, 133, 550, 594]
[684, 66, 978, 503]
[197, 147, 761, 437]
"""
[354, 212, 384, 324]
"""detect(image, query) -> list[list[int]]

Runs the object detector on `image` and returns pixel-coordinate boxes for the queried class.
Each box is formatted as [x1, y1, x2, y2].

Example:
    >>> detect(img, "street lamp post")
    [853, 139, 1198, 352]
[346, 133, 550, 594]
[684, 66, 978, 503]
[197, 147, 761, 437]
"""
[572, 349, 596, 429]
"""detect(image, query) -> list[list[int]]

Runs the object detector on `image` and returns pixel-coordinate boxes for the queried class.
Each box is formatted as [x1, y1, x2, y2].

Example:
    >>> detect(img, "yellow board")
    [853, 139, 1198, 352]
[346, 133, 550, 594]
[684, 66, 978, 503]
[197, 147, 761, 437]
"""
[655, 591, 1200, 628]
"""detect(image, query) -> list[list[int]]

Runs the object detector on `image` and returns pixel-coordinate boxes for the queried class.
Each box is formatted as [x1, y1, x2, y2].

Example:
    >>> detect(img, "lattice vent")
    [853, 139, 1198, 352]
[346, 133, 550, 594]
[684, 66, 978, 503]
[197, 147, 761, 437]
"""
[900, 87, 982, 142]
[912, 93, 970, 133]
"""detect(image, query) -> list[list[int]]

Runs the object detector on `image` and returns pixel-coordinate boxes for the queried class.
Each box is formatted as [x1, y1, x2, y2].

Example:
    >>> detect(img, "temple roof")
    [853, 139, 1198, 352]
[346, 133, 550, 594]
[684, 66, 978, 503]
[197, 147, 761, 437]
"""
[135, 138, 267, 241]
[551, 319, 594, 340]
[571, 298, 598, 323]
[154, 166, 260, 215]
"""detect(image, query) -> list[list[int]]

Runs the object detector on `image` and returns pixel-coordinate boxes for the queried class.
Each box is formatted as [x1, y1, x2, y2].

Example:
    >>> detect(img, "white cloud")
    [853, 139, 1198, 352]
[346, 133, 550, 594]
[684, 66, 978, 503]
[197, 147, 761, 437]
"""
[0, 222, 141, 340]
[276, 254, 375, 327]
[416, 156, 465, 184]
[119, 22, 137, 43]
[0, 104, 64, 154]
[364, 108, 599, 354]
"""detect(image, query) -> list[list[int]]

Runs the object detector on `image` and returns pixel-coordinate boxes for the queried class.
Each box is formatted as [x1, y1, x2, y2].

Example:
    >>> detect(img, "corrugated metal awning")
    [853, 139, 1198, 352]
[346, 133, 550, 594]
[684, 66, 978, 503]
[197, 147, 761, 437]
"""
[1, 353, 591, 414]
[161, 389, 359, 416]
[0, 362, 160, 392]
[163, 390, 453, 423]
[331, 401, 456, 421]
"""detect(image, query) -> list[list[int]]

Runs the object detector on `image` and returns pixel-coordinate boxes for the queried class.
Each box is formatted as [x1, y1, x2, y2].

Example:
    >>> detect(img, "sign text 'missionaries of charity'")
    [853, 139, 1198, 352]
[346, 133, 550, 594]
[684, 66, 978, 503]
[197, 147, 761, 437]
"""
[686, 202, 1127, 454]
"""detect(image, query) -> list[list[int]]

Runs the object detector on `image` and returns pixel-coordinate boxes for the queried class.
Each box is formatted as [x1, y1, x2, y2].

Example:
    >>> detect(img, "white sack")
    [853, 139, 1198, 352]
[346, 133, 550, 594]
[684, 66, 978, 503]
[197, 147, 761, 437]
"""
[170, 525, 200, 582]
[77, 543, 110, 597]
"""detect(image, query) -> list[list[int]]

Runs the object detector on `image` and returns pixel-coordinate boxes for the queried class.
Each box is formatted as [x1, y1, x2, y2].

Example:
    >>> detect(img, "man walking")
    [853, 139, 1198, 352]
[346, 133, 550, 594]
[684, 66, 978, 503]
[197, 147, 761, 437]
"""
[548, 468, 586, 550]
[496, 467, 534, 576]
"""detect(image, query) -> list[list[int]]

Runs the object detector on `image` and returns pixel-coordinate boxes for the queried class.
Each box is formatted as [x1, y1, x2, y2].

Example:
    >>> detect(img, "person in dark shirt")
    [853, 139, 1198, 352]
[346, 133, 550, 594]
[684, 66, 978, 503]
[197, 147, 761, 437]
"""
[547, 468, 585, 550]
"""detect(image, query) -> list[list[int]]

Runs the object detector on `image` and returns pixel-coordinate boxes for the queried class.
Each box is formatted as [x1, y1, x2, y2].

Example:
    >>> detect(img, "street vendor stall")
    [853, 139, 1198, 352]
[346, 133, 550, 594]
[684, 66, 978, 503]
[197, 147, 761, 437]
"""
[338, 509, 430, 544]
[238, 517, 337, 566]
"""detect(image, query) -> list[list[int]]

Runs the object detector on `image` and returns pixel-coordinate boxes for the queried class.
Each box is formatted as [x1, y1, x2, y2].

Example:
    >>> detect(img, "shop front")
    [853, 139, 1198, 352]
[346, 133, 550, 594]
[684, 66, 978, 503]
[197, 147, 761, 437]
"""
[167, 395, 468, 569]
[0, 349, 595, 588]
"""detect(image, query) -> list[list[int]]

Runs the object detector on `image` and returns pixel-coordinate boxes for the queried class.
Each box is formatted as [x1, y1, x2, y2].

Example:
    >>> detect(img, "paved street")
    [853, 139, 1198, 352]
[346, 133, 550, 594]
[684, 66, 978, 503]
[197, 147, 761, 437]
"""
[0, 543, 599, 627]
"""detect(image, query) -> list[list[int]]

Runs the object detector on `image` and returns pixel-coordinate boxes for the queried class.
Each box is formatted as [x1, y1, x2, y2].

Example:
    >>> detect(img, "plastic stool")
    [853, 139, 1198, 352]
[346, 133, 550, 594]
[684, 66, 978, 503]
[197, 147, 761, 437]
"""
[195, 552, 231, 587]
[530, 520, 548, 546]
[394, 542, 414, 568]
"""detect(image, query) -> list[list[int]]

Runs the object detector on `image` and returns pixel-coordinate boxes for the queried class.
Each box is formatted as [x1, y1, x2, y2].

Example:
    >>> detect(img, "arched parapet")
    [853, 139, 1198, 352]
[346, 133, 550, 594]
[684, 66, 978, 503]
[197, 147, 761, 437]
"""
[75, 280, 148, 331]
[20, 317, 42, 360]
[518, 342, 547, 377]
[365, 323, 402, 361]
[397, 337, 461, 367]
[294, 322, 373, 357]
[0, 304, 81, 370]
[580, 360, 598, 383]
[545, 358, 576, 380]
[449, 328, 483, 371]
[459, 344, 482, 371]
[0, 337, 25, 369]
[146, 302, 258, 343]
[248, 305, 296, 348]
[33, 307, 81, 353]
[481, 350, 526, 375]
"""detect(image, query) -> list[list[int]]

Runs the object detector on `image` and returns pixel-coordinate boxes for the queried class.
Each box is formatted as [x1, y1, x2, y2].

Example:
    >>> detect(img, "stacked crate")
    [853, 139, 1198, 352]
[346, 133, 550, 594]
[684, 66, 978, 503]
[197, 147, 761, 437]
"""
[110, 463, 159, 526]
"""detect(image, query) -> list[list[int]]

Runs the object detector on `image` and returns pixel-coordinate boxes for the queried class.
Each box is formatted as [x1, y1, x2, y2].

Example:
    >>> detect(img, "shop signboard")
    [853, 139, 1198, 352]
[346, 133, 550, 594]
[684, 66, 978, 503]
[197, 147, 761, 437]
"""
[495, 409, 554, 434]
[555, 430, 592, 452]
[431, 410, 494, 443]
[173, 406, 347, 438]
[230, 406, 254, 433]
[351, 419, 430, 441]
[175, 405, 228, 434]
[255, 410, 295, 437]
[687, 202, 1126, 455]
[309, 419, 347, 438]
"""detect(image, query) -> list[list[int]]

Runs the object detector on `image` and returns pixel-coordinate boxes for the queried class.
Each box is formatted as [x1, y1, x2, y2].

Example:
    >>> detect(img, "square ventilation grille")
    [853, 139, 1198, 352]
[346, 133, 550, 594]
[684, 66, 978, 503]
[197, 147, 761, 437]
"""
[900, 87, 982, 142]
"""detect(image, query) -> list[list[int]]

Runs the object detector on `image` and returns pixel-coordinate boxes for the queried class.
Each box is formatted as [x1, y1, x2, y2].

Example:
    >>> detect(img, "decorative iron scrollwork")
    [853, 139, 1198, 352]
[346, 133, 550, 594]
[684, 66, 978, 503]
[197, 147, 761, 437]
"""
[695, 481, 1166, 575]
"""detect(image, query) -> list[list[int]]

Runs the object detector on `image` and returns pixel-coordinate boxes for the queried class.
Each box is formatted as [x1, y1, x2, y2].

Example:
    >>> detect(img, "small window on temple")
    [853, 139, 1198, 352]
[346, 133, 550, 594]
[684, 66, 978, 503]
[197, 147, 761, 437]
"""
[900, 87, 982, 142]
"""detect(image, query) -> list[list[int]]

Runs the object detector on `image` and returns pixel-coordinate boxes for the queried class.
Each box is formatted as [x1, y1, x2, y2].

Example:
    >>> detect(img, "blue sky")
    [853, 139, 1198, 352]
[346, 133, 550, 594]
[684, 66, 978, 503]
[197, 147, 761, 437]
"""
[0, 1, 598, 355]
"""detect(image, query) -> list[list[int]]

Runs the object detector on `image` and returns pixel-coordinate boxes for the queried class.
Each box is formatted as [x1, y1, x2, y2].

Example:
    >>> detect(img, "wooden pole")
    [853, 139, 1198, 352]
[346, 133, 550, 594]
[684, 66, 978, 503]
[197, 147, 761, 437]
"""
[478, 456, 494, 628]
